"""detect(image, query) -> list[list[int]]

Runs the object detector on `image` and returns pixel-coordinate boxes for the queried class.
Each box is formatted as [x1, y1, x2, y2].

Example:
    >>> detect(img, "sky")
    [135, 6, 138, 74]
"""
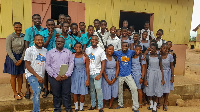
[190, 0, 200, 37]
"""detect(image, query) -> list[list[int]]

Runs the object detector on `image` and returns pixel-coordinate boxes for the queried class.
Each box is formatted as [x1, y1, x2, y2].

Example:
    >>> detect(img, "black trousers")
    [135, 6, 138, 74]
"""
[48, 75, 71, 112]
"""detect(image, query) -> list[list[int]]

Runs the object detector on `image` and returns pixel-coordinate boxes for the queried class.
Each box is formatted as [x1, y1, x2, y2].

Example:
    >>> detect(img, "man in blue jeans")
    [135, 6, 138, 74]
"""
[24, 34, 47, 112]
[85, 35, 106, 112]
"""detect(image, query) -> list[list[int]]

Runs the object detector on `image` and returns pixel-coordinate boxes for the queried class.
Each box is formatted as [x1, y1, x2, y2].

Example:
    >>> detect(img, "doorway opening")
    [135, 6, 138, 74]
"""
[51, 1, 68, 21]
[119, 11, 154, 32]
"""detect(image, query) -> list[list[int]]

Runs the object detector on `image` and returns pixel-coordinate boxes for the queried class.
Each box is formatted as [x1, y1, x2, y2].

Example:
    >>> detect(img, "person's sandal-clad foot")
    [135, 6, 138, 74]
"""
[88, 106, 96, 110]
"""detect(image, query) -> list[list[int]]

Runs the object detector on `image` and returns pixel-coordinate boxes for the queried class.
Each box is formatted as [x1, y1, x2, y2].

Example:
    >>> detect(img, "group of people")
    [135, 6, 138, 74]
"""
[3, 13, 177, 112]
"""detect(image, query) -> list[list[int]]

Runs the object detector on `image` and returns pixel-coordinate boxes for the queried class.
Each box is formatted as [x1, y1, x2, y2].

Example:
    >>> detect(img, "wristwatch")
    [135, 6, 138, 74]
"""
[115, 77, 118, 80]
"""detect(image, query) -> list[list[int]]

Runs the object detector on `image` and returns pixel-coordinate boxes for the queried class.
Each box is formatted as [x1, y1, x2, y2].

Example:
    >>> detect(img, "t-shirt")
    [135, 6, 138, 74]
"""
[113, 50, 135, 77]
[85, 46, 107, 75]
[24, 46, 47, 79]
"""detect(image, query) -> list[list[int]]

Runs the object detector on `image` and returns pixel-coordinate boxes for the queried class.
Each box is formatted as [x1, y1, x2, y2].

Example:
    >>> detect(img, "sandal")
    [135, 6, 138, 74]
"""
[109, 107, 113, 109]
[42, 90, 49, 98]
[14, 94, 22, 100]
[88, 106, 96, 110]
[18, 92, 24, 98]
[24, 91, 31, 99]
[163, 105, 168, 111]
[99, 108, 104, 112]
[157, 103, 161, 109]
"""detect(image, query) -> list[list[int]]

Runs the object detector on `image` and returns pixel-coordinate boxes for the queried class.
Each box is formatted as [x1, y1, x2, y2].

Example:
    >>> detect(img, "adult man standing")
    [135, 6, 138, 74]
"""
[45, 37, 74, 112]
[85, 35, 106, 112]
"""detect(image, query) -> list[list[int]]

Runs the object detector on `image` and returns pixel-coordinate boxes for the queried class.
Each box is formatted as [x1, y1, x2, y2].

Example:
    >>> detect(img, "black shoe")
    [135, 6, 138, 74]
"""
[75, 109, 78, 112]
[147, 106, 153, 110]
[42, 90, 49, 98]
[88, 106, 96, 110]
[24, 91, 31, 99]
[116, 106, 124, 109]
[99, 108, 104, 112]
[152, 109, 157, 112]
[80, 109, 84, 111]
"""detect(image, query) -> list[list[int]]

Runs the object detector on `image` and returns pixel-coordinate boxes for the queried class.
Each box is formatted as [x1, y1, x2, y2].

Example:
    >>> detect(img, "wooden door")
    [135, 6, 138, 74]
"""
[32, 0, 51, 27]
[68, 1, 85, 25]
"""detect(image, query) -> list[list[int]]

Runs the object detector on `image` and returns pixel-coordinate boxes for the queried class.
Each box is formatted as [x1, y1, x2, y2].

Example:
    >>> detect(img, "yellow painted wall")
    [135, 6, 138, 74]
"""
[0, 0, 194, 44]
[67, 0, 194, 44]
[0, 0, 32, 38]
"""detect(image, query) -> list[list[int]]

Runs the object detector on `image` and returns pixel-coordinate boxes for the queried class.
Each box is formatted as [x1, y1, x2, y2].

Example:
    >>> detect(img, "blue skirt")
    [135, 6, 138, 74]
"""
[3, 53, 25, 75]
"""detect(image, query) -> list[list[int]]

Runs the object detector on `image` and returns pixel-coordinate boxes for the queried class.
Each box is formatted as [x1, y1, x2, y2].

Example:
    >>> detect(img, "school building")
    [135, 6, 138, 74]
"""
[0, 0, 194, 75]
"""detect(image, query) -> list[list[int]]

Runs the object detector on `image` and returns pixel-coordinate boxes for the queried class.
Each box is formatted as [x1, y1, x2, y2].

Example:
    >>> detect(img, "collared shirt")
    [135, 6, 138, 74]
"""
[82, 32, 92, 48]
[6, 33, 25, 63]
[157, 38, 166, 49]
[55, 28, 62, 34]
[24, 46, 47, 79]
[85, 46, 107, 75]
[70, 34, 83, 53]
[40, 28, 57, 51]
[24, 25, 44, 47]
[45, 48, 74, 79]
[106, 36, 121, 51]
[140, 29, 155, 40]
[93, 29, 110, 50]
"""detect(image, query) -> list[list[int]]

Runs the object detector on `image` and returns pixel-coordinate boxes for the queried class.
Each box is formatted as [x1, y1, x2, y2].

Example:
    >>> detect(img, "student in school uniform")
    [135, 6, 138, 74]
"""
[140, 21, 155, 40]
[122, 20, 129, 29]
[130, 32, 143, 51]
[144, 43, 165, 112]
[140, 31, 150, 53]
[102, 44, 119, 109]
[82, 25, 95, 52]
[167, 41, 177, 67]
[94, 19, 101, 32]
[160, 43, 174, 111]
[55, 14, 66, 34]
[121, 27, 134, 50]
[129, 25, 136, 35]
[79, 22, 86, 35]
[24, 34, 47, 112]
[66, 15, 72, 32]
[116, 29, 122, 39]
[40, 19, 57, 98]
[24, 14, 44, 99]
[3, 22, 25, 100]
[71, 42, 90, 112]
[127, 29, 133, 38]
[69, 23, 83, 53]
[131, 45, 146, 108]
[94, 20, 110, 50]
[106, 26, 121, 51]
[46, 37, 74, 112]
[155, 29, 166, 50]
[85, 35, 106, 112]
[114, 42, 139, 112]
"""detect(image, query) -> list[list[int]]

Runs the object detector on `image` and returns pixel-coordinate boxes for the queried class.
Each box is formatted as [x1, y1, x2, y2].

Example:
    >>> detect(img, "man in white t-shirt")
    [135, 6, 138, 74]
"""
[85, 35, 106, 112]
[24, 34, 47, 112]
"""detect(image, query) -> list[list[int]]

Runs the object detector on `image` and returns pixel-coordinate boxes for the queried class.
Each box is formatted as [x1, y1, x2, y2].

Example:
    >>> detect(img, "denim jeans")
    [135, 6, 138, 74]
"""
[48, 75, 71, 112]
[89, 73, 103, 109]
[27, 75, 43, 112]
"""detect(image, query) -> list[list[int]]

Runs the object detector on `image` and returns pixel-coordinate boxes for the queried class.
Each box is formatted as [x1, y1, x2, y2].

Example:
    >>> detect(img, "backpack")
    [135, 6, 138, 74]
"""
[146, 54, 161, 69]
[97, 32, 107, 50]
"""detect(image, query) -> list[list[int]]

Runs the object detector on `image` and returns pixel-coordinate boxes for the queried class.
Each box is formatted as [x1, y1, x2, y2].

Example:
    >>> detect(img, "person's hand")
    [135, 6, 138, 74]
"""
[144, 80, 148, 87]
[68, 31, 72, 35]
[18, 60, 23, 66]
[56, 33, 60, 38]
[170, 76, 174, 83]
[86, 80, 89, 86]
[15, 61, 20, 66]
[139, 78, 143, 84]
[107, 80, 113, 85]
[78, 31, 81, 38]
[56, 75, 62, 81]
[111, 78, 116, 84]
[95, 74, 102, 80]
[48, 28, 54, 38]
[161, 79, 165, 85]
[36, 76, 43, 84]
[61, 75, 68, 80]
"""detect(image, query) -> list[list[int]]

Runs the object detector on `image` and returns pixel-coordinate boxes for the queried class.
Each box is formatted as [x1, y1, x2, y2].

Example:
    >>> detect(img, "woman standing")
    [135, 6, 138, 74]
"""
[3, 22, 25, 100]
